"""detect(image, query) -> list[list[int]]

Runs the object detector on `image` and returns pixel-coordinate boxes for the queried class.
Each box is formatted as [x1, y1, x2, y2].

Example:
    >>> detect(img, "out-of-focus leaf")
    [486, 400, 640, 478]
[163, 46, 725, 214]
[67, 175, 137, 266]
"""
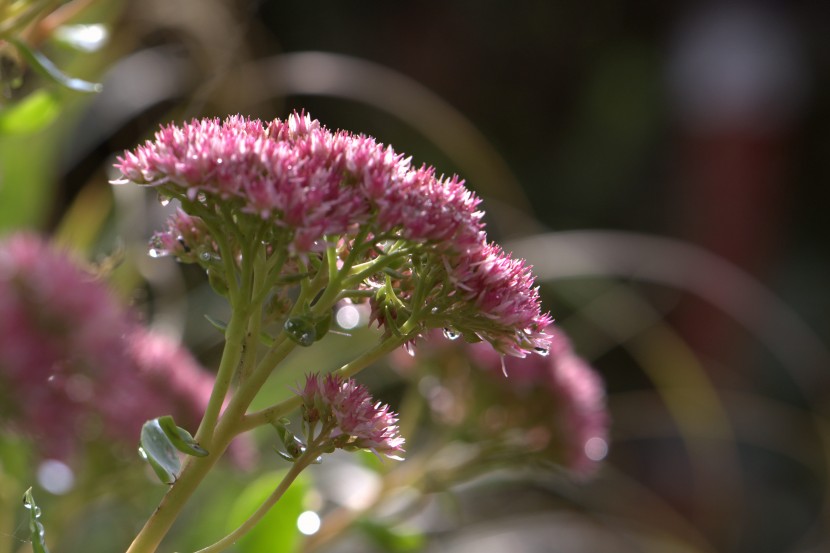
[139, 419, 181, 484]
[22, 487, 50, 553]
[226, 471, 308, 553]
[0, 128, 56, 231]
[9, 38, 102, 93]
[358, 519, 425, 553]
[0, 435, 32, 481]
[54, 181, 113, 253]
[0, 90, 61, 134]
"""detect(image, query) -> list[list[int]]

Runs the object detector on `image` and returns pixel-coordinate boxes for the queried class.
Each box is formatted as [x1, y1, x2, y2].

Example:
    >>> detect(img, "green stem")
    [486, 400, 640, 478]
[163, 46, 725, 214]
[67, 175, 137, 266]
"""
[249, 247, 288, 308]
[194, 305, 247, 446]
[182, 199, 243, 304]
[343, 250, 410, 288]
[193, 239, 260, 445]
[192, 447, 322, 553]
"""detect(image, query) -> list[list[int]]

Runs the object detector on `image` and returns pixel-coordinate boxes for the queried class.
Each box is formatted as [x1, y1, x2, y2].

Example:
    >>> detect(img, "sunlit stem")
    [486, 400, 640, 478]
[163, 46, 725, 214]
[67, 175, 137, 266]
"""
[192, 445, 325, 553]
[193, 238, 260, 445]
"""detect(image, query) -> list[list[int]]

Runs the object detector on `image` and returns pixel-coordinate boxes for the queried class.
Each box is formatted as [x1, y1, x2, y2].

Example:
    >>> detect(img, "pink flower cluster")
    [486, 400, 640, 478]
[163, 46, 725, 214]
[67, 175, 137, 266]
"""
[115, 113, 482, 255]
[149, 208, 217, 263]
[298, 373, 405, 460]
[0, 234, 215, 460]
[114, 112, 551, 357]
[447, 242, 551, 356]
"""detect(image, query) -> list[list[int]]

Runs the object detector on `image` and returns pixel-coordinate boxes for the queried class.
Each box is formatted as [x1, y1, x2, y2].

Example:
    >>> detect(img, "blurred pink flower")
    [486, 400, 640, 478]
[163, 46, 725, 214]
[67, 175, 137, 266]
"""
[469, 332, 610, 478]
[392, 328, 608, 478]
[299, 373, 405, 460]
[0, 234, 216, 461]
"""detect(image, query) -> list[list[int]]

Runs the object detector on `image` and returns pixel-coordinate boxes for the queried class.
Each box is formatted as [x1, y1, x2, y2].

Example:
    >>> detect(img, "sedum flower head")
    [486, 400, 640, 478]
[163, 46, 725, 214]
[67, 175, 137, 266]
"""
[114, 112, 550, 357]
[298, 373, 405, 460]
[0, 234, 216, 460]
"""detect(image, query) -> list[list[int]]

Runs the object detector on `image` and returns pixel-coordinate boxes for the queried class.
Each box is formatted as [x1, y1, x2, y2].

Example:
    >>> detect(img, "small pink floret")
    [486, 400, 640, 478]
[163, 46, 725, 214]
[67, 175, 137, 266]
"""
[299, 373, 405, 460]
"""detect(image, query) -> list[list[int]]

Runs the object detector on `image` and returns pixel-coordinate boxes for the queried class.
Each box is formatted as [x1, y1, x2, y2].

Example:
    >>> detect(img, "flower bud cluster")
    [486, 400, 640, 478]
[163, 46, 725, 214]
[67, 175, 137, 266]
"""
[298, 373, 404, 460]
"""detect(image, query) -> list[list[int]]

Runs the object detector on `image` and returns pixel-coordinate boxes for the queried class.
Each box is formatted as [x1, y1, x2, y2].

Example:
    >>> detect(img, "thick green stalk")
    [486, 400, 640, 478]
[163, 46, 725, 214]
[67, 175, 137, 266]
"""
[194, 307, 248, 446]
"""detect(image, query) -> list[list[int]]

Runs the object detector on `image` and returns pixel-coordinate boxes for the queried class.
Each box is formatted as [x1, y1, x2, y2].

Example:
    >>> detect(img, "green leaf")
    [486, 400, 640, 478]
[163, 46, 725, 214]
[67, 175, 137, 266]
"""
[204, 314, 228, 333]
[156, 415, 209, 457]
[22, 487, 50, 553]
[0, 90, 61, 134]
[226, 471, 308, 553]
[139, 419, 181, 484]
[8, 38, 102, 93]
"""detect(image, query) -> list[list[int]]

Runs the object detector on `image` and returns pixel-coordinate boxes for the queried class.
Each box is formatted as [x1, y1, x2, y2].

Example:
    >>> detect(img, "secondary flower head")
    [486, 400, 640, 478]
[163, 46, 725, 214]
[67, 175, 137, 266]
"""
[0, 234, 217, 460]
[393, 328, 609, 478]
[477, 334, 610, 478]
[298, 373, 405, 460]
[114, 112, 551, 358]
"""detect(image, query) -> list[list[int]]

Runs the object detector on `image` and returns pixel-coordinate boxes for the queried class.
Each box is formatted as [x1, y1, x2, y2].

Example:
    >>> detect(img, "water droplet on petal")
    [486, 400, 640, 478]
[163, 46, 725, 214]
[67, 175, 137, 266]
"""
[138, 446, 148, 460]
[148, 248, 165, 258]
[442, 328, 461, 341]
[534, 347, 549, 357]
[403, 342, 416, 357]
[22, 501, 42, 517]
[158, 194, 171, 207]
